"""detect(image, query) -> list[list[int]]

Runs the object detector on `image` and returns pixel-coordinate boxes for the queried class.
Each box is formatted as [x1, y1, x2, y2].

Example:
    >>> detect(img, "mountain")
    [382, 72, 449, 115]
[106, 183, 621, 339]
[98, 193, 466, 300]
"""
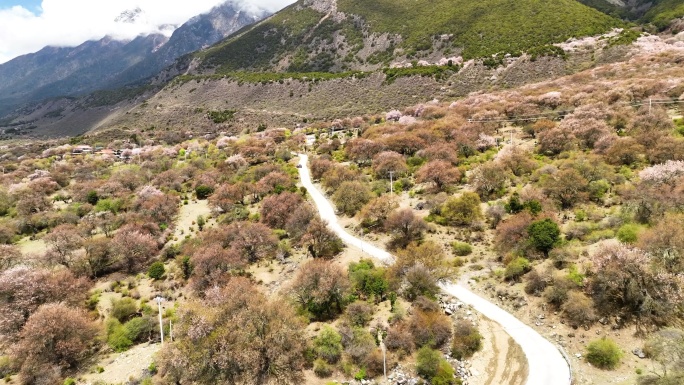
[0, 34, 167, 116]
[577, 0, 684, 26]
[105, 2, 269, 89]
[7, 0, 682, 140]
[114, 7, 144, 23]
[193, 0, 623, 74]
[0, 0, 270, 117]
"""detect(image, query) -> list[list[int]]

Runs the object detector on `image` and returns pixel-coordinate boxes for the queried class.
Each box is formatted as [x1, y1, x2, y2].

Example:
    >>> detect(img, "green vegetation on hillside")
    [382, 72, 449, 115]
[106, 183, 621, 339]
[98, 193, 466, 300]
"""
[197, 0, 622, 73]
[84, 85, 157, 108]
[200, 5, 328, 72]
[607, 29, 643, 47]
[338, 0, 622, 59]
[644, 0, 684, 29]
[382, 65, 457, 84]
[175, 71, 368, 85]
[576, 0, 632, 19]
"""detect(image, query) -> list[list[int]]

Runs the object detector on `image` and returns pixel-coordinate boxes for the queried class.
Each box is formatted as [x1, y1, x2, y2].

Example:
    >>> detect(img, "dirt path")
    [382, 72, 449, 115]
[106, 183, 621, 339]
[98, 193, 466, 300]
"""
[80, 343, 160, 385]
[297, 153, 570, 385]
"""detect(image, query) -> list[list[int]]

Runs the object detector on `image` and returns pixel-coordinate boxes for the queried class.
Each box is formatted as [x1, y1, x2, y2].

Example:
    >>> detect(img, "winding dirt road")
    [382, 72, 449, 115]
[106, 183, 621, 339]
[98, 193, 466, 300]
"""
[297, 153, 571, 385]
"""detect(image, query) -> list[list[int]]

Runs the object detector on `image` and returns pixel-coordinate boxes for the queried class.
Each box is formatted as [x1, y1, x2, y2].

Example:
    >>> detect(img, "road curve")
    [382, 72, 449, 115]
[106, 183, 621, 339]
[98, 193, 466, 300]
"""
[297, 153, 571, 385]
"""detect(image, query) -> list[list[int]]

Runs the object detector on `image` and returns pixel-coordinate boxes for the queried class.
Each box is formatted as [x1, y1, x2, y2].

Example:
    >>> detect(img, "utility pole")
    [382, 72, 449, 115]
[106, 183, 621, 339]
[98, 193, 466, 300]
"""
[388, 171, 395, 194]
[169, 319, 173, 342]
[378, 330, 387, 383]
[155, 296, 164, 344]
[649, 97, 652, 114]
[383, 343, 387, 383]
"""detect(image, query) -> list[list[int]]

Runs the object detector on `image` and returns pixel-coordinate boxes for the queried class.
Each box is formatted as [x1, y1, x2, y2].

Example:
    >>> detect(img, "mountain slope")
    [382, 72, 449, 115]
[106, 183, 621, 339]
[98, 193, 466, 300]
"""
[576, 0, 632, 18]
[197, 0, 622, 73]
[577, 0, 684, 26]
[644, 0, 684, 29]
[105, 2, 269, 88]
[0, 35, 166, 117]
[0, 0, 270, 117]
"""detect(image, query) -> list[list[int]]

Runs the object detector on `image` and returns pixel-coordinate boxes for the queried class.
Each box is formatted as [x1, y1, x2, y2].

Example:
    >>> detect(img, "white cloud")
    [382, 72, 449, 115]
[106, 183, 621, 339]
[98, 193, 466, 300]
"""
[0, 0, 294, 64]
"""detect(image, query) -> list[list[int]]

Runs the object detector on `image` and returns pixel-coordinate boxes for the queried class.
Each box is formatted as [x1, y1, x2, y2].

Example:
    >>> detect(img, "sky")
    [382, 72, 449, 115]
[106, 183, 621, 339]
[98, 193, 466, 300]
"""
[0, 0, 294, 64]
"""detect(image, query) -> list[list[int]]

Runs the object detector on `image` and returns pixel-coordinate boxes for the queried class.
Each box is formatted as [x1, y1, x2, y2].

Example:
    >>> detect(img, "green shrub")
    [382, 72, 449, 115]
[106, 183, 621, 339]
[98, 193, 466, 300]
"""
[586, 338, 622, 370]
[111, 297, 138, 322]
[394, 178, 413, 192]
[504, 257, 531, 281]
[416, 346, 441, 378]
[588, 180, 610, 201]
[451, 241, 473, 256]
[106, 319, 133, 352]
[0, 355, 12, 377]
[107, 316, 153, 352]
[383, 65, 453, 84]
[527, 218, 560, 257]
[616, 223, 640, 244]
[63, 378, 76, 385]
[332, 181, 373, 216]
[574, 209, 587, 222]
[586, 229, 615, 243]
[441, 192, 482, 226]
[195, 185, 214, 199]
[314, 326, 343, 364]
[207, 109, 236, 123]
[526, 200, 542, 215]
[349, 259, 389, 300]
[451, 321, 483, 360]
[86, 190, 99, 205]
[566, 264, 585, 286]
[147, 261, 165, 280]
[416, 347, 457, 384]
[432, 359, 458, 385]
[607, 29, 642, 46]
[179, 255, 192, 279]
[353, 367, 367, 381]
[505, 193, 525, 214]
[95, 198, 123, 213]
[313, 358, 333, 377]
[123, 317, 153, 342]
[527, 44, 567, 61]
[86, 290, 101, 311]
[196, 215, 206, 231]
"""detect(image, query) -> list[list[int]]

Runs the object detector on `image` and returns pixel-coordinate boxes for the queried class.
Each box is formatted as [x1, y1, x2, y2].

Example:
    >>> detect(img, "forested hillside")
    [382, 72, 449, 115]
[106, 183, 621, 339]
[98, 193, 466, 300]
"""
[198, 0, 621, 73]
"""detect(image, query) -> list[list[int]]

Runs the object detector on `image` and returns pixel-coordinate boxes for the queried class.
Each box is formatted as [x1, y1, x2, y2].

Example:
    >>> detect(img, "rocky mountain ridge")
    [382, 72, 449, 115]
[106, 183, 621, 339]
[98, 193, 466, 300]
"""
[0, 0, 271, 117]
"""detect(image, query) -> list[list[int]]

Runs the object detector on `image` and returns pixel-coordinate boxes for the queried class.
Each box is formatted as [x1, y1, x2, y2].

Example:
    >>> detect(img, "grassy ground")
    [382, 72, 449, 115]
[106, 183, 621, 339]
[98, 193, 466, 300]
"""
[170, 199, 212, 245]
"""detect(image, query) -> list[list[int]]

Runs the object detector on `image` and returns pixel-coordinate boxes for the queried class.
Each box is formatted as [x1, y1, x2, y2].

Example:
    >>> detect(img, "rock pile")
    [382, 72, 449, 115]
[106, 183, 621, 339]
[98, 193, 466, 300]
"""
[387, 365, 419, 385]
[438, 296, 464, 315]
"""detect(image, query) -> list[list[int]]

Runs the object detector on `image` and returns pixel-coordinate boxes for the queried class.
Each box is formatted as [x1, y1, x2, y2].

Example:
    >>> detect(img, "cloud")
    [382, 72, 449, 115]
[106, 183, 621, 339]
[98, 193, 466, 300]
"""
[0, 0, 295, 64]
